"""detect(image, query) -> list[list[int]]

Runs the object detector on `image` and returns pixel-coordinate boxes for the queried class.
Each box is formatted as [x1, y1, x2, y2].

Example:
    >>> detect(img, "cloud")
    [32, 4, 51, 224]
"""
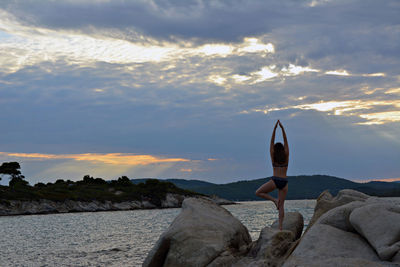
[0, 152, 190, 165]
[0, 0, 399, 183]
[354, 177, 400, 183]
[242, 99, 400, 125]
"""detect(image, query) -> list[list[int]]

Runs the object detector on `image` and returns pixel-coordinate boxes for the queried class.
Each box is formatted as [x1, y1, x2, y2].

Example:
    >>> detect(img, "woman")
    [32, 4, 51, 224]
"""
[255, 120, 289, 230]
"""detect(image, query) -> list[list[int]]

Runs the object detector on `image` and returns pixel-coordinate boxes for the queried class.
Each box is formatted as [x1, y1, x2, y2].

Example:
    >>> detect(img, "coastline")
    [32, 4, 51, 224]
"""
[0, 194, 235, 216]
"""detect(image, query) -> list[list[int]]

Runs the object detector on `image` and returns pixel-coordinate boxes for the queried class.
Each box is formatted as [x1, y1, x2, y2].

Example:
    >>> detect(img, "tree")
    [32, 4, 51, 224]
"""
[117, 176, 132, 185]
[0, 162, 29, 187]
[0, 162, 23, 181]
[9, 177, 29, 188]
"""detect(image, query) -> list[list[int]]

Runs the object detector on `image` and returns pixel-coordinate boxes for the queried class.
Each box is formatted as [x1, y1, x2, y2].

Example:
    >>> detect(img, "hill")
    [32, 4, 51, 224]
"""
[132, 175, 400, 201]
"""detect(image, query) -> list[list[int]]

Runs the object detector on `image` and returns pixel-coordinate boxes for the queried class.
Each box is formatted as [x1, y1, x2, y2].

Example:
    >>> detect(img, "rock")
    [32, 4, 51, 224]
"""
[286, 190, 400, 266]
[143, 197, 251, 267]
[206, 195, 236, 205]
[318, 201, 365, 232]
[349, 203, 400, 261]
[231, 212, 303, 267]
[161, 193, 183, 208]
[235, 228, 294, 267]
[307, 189, 369, 230]
[392, 251, 400, 263]
[284, 257, 394, 267]
[283, 224, 382, 267]
[0, 193, 231, 216]
[271, 212, 304, 240]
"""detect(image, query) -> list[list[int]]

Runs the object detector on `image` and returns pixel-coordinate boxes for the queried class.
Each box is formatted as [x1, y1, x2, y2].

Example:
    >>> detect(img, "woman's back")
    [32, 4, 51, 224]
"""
[273, 165, 288, 178]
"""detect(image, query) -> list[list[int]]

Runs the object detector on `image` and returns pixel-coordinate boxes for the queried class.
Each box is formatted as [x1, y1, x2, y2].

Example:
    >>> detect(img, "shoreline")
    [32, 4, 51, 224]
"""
[0, 194, 235, 217]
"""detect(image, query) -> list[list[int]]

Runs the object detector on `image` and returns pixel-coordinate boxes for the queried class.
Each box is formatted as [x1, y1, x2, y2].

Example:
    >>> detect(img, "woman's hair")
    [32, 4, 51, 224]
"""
[273, 142, 286, 164]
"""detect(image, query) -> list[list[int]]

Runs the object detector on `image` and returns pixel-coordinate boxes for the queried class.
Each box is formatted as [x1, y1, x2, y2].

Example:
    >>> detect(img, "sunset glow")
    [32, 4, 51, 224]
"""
[1, 152, 190, 166]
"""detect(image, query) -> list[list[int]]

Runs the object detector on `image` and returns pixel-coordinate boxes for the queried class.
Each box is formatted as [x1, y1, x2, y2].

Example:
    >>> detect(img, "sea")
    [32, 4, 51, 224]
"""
[0, 199, 327, 266]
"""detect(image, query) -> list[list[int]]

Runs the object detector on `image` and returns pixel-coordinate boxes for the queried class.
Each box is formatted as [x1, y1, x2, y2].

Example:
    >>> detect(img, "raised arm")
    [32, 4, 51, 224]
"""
[270, 120, 279, 160]
[278, 121, 289, 161]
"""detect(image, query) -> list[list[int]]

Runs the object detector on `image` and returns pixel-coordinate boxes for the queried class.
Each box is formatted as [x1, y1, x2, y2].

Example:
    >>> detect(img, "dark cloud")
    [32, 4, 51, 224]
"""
[1, 0, 399, 182]
[2, 0, 397, 44]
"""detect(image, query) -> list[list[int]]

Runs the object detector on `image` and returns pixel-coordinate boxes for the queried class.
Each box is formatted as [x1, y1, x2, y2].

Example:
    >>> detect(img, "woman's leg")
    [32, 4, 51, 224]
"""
[255, 180, 278, 209]
[277, 184, 288, 230]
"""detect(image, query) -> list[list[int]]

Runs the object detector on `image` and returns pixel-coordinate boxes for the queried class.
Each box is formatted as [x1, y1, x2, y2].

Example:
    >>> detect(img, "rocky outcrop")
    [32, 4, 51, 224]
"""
[349, 202, 400, 261]
[271, 212, 304, 240]
[143, 197, 251, 267]
[143, 197, 304, 267]
[143, 189, 399, 267]
[0, 194, 235, 216]
[284, 190, 400, 267]
[0, 198, 147, 216]
[307, 189, 369, 230]
[233, 212, 304, 267]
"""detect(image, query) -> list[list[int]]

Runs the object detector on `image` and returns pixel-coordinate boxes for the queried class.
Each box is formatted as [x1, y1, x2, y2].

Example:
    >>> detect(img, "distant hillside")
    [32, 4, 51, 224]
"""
[132, 175, 400, 201]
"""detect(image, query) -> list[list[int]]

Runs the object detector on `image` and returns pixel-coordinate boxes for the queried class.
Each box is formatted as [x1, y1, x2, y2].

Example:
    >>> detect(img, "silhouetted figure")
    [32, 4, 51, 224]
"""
[255, 120, 289, 230]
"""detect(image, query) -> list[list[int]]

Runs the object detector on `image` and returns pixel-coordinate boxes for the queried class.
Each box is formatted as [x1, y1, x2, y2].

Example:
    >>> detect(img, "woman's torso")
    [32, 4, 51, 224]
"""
[272, 164, 288, 178]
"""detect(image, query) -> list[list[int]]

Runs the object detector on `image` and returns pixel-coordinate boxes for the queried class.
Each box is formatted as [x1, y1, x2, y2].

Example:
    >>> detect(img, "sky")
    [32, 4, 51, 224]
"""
[0, 0, 399, 185]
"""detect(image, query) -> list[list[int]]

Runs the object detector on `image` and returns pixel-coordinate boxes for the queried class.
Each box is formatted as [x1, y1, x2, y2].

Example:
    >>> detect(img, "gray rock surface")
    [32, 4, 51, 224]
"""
[271, 212, 304, 240]
[318, 201, 365, 232]
[350, 203, 400, 261]
[232, 212, 304, 267]
[143, 197, 251, 267]
[283, 224, 382, 267]
[285, 189, 400, 267]
[307, 189, 369, 230]
[233, 229, 294, 267]
[392, 251, 400, 263]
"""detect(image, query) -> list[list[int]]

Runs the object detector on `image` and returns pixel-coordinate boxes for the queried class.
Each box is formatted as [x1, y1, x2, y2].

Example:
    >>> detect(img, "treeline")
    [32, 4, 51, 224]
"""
[132, 175, 400, 201]
[0, 162, 198, 205]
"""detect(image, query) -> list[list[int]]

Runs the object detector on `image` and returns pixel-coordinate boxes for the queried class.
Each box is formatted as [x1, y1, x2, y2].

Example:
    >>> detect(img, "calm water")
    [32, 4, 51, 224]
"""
[1, 200, 316, 266]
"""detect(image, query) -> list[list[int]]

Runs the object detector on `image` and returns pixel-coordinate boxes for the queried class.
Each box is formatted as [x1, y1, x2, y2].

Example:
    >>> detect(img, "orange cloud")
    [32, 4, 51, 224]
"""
[0, 152, 190, 166]
[354, 177, 400, 183]
[180, 168, 193, 172]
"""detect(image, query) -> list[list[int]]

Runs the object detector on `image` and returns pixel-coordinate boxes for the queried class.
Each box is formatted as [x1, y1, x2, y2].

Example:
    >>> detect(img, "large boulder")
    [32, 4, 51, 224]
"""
[285, 189, 400, 267]
[349, 203, 400, 261]
[307, 189, 369, 230]
[143, 197, 251, 267]
[318, 201, 365, 232]
[283, 224, 382, 267]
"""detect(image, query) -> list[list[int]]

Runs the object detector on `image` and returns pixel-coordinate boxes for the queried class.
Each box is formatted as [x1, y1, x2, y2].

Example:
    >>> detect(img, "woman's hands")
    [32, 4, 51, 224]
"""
[277, 120, 284, 129]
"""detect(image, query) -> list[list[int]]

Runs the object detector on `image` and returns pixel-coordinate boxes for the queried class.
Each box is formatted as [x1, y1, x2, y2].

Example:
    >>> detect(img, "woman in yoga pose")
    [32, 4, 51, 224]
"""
[255, 120, 289, 230]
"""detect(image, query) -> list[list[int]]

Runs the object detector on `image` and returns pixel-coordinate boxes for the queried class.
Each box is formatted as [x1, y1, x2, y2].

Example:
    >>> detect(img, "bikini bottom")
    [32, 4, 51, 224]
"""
[271, 176, 288, 190]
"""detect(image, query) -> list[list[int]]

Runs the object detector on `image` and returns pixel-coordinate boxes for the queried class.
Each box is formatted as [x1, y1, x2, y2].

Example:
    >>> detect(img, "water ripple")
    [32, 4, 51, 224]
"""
[0, 200, 321, 266]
